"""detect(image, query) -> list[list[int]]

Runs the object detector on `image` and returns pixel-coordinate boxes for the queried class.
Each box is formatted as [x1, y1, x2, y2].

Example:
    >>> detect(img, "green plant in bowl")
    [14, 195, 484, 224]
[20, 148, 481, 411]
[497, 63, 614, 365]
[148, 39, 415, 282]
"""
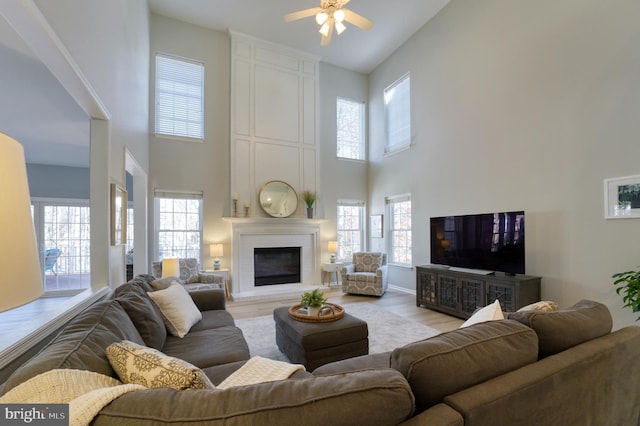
[301, 288, 327, 308]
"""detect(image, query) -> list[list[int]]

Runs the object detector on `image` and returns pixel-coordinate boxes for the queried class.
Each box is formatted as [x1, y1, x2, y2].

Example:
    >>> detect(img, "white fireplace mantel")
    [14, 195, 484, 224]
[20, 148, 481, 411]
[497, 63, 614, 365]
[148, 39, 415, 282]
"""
[223, 217, 326, 297]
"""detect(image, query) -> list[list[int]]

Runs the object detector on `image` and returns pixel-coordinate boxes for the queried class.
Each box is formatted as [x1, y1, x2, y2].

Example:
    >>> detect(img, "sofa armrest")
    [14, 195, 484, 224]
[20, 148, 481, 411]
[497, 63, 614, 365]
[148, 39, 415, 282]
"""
[398, 403, 463, 426]
[94, 370, 415, 426]
[189, 288, 226, 311]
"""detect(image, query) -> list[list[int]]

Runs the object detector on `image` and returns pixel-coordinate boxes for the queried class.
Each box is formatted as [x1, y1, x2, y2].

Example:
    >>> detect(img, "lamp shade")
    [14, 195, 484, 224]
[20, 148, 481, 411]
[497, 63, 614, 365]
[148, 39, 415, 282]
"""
[328, 241, 338, 254]
[0, 133, 44, 311]
[210, 244, 224, 258]
[162, 257, 180, 278]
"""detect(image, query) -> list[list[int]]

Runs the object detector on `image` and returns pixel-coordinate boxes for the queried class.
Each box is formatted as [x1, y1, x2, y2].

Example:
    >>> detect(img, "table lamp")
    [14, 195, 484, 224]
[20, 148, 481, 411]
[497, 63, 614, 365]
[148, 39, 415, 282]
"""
[210, 244, 223, 270]
[328, 241, 338, 263]
[0, 133, 44, 311]
[162, 256, 180, 278]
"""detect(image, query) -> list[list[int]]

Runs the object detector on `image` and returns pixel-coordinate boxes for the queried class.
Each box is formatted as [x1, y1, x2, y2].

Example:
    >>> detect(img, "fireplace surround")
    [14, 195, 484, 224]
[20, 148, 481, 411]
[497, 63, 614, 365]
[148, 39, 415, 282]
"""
[224, 217, 324, 296]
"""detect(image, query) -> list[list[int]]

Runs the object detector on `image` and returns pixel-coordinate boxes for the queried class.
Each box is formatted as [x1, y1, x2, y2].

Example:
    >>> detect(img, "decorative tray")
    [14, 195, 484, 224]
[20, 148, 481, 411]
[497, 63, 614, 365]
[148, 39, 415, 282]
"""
[288, 303, 345, 323]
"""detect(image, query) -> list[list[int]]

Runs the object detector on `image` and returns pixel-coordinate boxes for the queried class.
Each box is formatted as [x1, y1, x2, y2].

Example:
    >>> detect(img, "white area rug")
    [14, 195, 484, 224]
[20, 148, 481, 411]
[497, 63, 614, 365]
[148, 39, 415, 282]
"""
[235, 303, 441, 362]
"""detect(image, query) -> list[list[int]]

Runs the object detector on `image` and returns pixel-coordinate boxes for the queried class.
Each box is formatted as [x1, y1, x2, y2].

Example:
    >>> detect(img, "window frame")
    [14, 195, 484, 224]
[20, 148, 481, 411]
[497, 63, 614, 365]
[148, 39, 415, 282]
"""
[384, 73, 411, 155]
[154, 53, 205, 142]
[336, 97, 366, 161]
[336, 200, 365, 262]
[154, 190, 203, 263]
[386, 194, 412, 267]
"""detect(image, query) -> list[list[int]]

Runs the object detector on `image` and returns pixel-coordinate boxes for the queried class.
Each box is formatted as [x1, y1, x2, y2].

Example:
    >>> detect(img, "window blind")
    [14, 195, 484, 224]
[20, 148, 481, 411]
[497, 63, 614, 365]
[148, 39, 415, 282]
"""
[155, 54, 204, 139]
[384, 74, 411, 153]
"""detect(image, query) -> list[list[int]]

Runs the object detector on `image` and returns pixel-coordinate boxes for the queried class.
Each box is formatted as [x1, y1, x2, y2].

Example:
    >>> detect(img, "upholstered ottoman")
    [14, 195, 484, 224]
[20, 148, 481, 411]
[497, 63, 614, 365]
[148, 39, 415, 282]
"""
[273, 306, 369, 371]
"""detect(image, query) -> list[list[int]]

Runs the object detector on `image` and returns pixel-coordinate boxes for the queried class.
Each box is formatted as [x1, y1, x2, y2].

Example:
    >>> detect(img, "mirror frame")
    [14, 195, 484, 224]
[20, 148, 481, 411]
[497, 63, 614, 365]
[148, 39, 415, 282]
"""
[259, 180, 299, 218]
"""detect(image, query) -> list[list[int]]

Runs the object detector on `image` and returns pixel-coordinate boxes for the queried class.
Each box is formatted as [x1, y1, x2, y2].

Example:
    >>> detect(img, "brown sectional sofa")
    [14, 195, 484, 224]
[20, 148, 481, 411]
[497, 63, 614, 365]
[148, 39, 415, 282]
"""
[2, 274, 640, 425]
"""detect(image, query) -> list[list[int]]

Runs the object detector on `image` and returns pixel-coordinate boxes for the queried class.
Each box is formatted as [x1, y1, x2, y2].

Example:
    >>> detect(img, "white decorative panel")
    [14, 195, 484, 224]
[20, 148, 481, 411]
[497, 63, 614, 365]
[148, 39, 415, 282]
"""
[303, 148, 317, 191]
[303, 60, 316, 76]
[254, 66, 299, 142]
[234, 40, 252, 59]
[254, 142, 300, 191]
[303, 77, 316, 146]
[230, 31, 318, 221]
[233, 59, 251, 136]
[233, 139, 252, 204]
[255, 47, 299, 71]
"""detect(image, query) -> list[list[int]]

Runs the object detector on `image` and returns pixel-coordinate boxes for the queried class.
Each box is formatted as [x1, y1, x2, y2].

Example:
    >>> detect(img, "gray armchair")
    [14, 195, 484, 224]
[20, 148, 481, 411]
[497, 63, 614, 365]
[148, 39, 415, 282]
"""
[341, 252, 388, 296]
[151, 258, 223, 291]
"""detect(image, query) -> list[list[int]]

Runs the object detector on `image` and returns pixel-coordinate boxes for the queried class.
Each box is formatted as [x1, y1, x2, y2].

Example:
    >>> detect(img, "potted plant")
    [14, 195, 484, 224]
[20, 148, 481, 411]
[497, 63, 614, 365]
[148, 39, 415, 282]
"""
[613, 267, 640, 321]
[302, 190, 316, 218]
[300, 288, 327, 317]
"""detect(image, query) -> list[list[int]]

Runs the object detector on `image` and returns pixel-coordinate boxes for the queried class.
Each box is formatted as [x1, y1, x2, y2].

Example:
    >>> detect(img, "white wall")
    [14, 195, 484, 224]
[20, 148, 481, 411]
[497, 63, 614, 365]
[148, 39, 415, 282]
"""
[34, 0, 150, 287]
[318, 62, 368, 259]
[149, 14, 231, 269]
[368, 0, 640, 328]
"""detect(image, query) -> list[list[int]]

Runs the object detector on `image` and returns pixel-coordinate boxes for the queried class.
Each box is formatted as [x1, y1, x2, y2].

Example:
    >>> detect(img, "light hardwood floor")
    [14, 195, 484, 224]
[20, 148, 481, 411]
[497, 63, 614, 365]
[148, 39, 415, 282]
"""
[226, 286, 464, 333]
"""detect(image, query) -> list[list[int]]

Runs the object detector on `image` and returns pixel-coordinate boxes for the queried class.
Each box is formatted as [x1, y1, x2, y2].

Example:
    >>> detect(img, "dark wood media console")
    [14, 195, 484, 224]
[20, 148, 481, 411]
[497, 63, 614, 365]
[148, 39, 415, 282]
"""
[416, 265, 541, 319]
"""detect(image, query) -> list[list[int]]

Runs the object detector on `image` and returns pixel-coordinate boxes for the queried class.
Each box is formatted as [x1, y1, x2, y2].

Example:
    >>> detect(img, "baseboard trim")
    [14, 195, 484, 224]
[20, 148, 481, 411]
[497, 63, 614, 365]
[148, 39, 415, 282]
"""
[388, 284, 416, 295]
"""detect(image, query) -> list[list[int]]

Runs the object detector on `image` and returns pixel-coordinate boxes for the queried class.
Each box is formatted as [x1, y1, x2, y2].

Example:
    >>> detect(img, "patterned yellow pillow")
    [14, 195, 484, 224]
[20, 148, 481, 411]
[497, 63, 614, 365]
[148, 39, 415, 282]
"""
[106, 340, 214, 390]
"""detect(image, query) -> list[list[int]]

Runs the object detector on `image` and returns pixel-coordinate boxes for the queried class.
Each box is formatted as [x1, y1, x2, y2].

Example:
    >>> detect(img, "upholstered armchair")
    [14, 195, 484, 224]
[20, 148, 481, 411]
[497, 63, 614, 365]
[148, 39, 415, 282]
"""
[341, 252, 388, 296]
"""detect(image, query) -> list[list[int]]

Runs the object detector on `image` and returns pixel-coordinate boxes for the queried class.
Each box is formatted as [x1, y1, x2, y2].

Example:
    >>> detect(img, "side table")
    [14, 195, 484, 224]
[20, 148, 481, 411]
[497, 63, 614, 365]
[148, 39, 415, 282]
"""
[322, 262, 343, 287]
[200, 269, 231, 299]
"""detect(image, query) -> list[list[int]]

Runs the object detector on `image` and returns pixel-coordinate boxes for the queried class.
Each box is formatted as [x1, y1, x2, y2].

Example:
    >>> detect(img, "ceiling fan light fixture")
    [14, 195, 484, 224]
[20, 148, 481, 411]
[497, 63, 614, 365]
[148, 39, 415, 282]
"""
[315, 11, 328, 25]
[319, 22, 331, 37]
[334, 9, 345, 23]
[335, 20, 346, 35]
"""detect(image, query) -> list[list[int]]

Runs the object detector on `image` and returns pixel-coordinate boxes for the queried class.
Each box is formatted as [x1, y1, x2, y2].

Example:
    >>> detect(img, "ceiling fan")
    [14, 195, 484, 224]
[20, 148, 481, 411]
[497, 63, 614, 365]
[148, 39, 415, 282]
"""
[284, 0, 373, 46]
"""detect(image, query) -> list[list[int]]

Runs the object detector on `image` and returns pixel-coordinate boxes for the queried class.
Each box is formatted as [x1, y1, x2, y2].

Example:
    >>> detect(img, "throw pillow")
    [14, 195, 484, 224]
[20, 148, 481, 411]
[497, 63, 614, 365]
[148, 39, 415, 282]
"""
[148, 283, 202, 337]
[517, 300, 559, 312]
[151, 276, 183, 291]
[460, 299, 504, 328]
[106, 340, 214, 390]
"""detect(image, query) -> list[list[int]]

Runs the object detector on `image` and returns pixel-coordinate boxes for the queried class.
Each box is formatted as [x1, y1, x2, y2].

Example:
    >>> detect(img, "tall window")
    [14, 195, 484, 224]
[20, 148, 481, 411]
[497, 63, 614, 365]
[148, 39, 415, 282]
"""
[336, 201, 364, 261]
[384, 73, 411, 153]
[387, 195, 412, 266]
[155, 191, 203, 261]
[337, 97, 365, 160]
[155, 53, 204, 140]
[32, 200, 91, 293]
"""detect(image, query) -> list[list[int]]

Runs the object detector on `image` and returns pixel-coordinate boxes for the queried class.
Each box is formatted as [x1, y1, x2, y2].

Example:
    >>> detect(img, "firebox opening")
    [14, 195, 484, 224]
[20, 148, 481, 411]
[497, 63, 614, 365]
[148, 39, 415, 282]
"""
[254, 247, 301, 286]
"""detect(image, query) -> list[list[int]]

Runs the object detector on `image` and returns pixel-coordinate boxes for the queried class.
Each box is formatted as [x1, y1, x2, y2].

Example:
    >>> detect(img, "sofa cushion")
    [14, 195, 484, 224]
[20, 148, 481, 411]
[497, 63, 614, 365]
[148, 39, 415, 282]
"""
[190, 309, 236, 332]
[106, 340, 215, 390]
[115, 284, 167, 350]
[390, 320, 538, 413]
[2, 300, 145, 393]
[148, 283, 202, 338]
[150, 276, 182, 290]
[162, 326, 251, 369]
[122, 274, 155, 293]
[507, 299, 613, 358]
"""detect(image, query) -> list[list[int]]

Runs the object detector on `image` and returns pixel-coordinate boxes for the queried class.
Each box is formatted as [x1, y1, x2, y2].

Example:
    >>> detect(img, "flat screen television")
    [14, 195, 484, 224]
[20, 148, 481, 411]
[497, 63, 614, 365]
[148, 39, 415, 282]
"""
[430, 211, 525, 275]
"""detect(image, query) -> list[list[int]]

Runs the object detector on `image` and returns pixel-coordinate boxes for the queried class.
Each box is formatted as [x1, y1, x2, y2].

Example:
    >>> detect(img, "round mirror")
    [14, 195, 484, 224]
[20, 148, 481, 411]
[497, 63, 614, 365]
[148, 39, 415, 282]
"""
[259, 181, 298, 218]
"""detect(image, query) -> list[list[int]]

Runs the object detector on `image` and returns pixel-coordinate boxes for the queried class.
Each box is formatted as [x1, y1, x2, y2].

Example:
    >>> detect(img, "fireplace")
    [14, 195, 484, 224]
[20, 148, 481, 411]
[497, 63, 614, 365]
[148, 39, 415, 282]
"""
[224, 217, 323, 295]
[254, 247, 301, 286]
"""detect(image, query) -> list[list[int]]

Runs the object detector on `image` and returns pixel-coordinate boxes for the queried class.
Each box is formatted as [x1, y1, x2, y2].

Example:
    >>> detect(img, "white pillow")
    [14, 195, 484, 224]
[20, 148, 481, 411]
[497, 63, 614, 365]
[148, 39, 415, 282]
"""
[148, 283, 202, 337]
[460, 299, 504, 328]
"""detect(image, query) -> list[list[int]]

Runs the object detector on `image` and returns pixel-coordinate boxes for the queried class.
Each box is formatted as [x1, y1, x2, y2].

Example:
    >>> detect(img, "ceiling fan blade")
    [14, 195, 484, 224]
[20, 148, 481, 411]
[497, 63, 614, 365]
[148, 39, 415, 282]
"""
[343, 9, 373, 31]
[320, 20, 334, 46]
[341, 0, 351, 5]
[284, 7, 322, 22]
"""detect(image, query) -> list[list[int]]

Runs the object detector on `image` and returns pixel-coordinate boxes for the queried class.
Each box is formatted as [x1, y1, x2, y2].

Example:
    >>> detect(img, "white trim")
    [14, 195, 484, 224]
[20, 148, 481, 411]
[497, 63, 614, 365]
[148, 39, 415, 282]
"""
[0, 288, 108, 370]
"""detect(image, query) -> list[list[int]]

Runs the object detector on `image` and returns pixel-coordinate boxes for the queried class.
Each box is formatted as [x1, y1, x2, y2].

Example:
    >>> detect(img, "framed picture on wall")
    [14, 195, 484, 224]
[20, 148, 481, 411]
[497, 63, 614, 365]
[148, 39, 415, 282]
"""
[111, 183, 128, 245]
[371, 214, 383, 238]
[604, 175, 640, 219]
